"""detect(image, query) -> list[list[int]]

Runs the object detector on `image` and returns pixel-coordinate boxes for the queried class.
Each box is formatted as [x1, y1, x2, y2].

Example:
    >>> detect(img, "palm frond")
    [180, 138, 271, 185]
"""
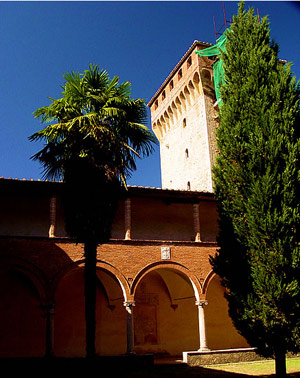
[31, 64, 156, 185]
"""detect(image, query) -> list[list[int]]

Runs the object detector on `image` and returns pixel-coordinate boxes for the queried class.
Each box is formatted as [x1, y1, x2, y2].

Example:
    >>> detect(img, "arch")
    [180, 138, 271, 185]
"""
[188, 80, 196, 102]
[152, 122, 162, 141]
[179, 91, 186, 111]
[51, 259, 130, 302]
[156, 119, 163, 139]
[201, 269, 216, 295]
[0, 257, 47, 357]
[201, 68, 215, 98]
[171, 101, 178, 121]
[96, 261, 130, 302]
[205, 274, 249, 349]
[53, 259, 129, 356]
[160, 115, 167, 134]
[0, 257, 47, 303]
[184, 85, 191, 107]
[175, 96, 182, 116]
[132, 262, 201, 355]
[201, 68, 212, 82]
[167, 106, 174, 124]
[193, 72, 200, 95]
[163, 111, 170, 131]
[131, 261, 202, 301]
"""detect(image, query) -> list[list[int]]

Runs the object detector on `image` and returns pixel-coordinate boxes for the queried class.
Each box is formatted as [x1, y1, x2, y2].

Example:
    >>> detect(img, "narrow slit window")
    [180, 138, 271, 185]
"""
[169, 80, 174, 91]
[178, 69, 182, 81]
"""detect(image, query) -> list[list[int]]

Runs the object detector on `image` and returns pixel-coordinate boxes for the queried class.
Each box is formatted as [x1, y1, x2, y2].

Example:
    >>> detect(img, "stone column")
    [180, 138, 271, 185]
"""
[193, 203, 201, 242]
[49, 196, 56, 238]
[45, 301, 55, 357]
[124, 300, 135, 354]
[196, 300, 209, 351]
[125, 198, 131, 240]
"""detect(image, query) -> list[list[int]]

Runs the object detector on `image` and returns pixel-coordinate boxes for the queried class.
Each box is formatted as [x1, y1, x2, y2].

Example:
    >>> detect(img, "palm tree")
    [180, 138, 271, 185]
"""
[29, 64, 157, 358]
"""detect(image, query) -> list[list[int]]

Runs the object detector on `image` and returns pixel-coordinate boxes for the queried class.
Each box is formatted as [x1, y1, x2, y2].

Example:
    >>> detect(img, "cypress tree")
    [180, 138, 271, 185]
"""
[210, 3, 300, 377]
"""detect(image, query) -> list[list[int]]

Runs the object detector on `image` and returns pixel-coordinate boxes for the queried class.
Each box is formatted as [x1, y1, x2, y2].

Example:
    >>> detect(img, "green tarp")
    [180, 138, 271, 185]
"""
[195, 30, 228, 104]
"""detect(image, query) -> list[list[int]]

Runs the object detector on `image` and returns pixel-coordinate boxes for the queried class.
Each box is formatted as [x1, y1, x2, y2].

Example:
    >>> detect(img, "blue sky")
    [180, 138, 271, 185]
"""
[1, 1, 299, 188]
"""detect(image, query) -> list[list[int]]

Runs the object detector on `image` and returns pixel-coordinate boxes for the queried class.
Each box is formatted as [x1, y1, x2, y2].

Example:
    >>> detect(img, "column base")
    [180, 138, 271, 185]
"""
[126, 351, 136, 355]
[198, 347, 210, 352]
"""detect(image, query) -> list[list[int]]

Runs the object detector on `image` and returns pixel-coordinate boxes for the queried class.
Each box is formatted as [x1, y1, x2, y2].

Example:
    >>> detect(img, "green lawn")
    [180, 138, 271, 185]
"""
[203, 358, 300, 376]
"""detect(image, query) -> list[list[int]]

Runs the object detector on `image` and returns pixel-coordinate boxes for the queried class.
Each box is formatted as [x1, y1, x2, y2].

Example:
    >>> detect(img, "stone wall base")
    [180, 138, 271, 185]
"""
[183, 347, 264, 366]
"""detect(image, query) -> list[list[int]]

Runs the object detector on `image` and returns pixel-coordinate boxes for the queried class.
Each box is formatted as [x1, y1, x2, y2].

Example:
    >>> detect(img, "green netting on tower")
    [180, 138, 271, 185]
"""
[195, 30, 228, 104]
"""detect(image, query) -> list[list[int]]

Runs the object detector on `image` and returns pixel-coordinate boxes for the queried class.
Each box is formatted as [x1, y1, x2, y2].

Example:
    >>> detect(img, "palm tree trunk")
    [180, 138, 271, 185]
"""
[275, 347, 286, 377]
[84, 239, 97, 358]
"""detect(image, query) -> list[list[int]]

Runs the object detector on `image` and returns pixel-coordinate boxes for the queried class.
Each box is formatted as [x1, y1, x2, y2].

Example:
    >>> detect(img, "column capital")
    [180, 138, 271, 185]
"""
[123, 300, 135, 308]
[42, 301, 56, 315]
[195, 300, 208, 307]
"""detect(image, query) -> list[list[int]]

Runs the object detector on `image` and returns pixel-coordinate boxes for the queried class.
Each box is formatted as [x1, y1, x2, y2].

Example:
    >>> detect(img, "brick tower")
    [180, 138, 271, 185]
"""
[148, 41, 219, 193]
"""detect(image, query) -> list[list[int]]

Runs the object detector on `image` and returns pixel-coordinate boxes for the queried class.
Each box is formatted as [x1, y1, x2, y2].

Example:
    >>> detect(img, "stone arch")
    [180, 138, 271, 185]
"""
[171, 101, 178, 121]
[96, 260, 130, 302]
[51, 259, 129, 302]
[188, 80, 196, 102]
[184, 85, 191, 107]
[0, 257, 47, 303]
[193, 72, 201, 95]
[167, 106, 174, 123]
[175, 96, 182, 116]
[179, 91, 186, 111]
[201, 269, 216, 296]
[131, 261, 202, 355]
[152, 122, 162, 141]
[0, 257, 47, 357]
[131, 261, 201, 300]
[52, 259, 128, 357]
[201, 68, 215, 98]
[160, 115, 167, 134]
[163, 110, 170, 131]
[204, 272, 249, 350]
[156, 119, 163, 139]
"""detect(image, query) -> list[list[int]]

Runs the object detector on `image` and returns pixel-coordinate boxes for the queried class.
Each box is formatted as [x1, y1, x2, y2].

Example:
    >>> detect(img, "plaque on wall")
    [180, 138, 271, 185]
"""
[161, 247, 171, 260]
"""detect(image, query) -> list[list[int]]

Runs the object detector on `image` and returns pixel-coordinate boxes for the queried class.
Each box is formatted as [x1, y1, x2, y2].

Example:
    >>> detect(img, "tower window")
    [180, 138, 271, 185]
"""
[154, 100, 158, 110]
[183, 118, 186, 128]
[178, 69, 182, 81]
[187, 56, 192, 69]
[169, 80, 174, 91]
[185, 148, 189, 158]
[187, 181, 191, 191]
[162, 90, 166, 101]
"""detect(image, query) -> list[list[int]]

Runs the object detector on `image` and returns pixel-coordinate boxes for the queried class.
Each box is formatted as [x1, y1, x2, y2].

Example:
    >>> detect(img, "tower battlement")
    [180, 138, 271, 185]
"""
[148, 41, 219, 193]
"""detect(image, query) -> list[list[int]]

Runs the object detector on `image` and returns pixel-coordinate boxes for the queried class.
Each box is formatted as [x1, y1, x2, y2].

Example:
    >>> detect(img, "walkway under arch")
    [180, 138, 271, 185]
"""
[0, 258, 47, 357]
[130, 263, 203, 356]
[52, 260, 129, 357]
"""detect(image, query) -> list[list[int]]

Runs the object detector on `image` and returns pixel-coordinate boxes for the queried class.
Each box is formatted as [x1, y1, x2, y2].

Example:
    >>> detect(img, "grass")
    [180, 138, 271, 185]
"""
[2, 356, 300, 377]
[203, 357, 300, 376]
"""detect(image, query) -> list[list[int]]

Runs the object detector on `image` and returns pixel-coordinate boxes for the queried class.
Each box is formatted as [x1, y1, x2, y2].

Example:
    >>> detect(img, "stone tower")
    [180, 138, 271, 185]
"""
[148, 41, 219, 193]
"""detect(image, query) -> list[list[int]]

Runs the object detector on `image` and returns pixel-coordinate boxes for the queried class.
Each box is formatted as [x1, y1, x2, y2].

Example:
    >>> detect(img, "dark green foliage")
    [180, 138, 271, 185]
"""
[210, 3, 300, 376]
